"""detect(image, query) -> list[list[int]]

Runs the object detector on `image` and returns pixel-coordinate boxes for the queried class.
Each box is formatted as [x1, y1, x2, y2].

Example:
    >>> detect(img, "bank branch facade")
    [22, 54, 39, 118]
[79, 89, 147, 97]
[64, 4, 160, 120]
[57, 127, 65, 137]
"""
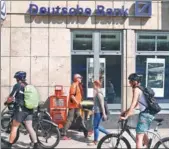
[1, 1, 169, 117]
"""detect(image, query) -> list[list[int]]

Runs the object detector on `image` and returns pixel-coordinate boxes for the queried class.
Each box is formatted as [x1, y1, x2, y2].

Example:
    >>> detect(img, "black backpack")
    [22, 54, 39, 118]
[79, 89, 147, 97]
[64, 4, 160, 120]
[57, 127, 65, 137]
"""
[137, 86, 161, 115]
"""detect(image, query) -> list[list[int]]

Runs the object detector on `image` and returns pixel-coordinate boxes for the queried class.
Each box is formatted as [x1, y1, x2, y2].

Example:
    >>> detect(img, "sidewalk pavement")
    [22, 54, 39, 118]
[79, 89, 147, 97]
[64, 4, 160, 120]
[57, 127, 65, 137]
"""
[1, 128, 169, 148]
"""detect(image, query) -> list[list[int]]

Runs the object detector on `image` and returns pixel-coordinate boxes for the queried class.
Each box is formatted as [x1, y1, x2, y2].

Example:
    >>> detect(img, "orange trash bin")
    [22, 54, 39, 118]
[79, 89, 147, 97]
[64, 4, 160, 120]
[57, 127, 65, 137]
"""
[49, 85, 68, 129]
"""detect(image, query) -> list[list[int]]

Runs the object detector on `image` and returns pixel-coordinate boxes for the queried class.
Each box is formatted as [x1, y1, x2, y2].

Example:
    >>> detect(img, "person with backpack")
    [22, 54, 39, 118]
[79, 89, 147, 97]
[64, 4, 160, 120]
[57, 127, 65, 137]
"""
[61, 74, 88, 140]
[88, 80, 109, 146]
[120, 73, 161, 149]
[3, 71, 40, 149]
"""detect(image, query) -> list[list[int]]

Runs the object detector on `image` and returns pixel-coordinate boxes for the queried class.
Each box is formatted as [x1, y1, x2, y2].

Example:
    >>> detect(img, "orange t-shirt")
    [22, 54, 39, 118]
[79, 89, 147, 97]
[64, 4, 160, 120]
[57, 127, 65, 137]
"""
[68, 82, 82, 109]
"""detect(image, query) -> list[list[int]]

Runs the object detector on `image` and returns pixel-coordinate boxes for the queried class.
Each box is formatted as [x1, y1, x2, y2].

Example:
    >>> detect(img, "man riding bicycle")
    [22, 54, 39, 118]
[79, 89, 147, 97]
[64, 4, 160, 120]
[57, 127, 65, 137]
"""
[2, 71, 40, 149]
[120, 73, 154, 149]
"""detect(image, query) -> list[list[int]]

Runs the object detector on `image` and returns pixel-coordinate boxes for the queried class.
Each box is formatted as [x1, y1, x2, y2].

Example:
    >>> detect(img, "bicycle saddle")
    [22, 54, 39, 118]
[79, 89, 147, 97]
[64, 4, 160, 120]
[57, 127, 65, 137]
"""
[154, 118, 164, 123]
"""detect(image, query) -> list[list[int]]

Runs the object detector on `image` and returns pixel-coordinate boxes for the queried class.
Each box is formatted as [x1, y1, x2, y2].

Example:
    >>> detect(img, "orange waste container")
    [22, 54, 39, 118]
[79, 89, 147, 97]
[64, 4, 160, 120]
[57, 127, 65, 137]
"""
[49, 86, 68, 129]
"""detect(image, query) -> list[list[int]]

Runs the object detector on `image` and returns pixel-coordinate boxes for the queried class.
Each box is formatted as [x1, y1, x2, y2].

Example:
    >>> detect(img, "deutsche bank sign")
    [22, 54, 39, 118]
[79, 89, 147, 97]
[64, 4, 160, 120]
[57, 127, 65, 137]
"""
[29, 4, 129, 16]
[29, 1, 152, 17]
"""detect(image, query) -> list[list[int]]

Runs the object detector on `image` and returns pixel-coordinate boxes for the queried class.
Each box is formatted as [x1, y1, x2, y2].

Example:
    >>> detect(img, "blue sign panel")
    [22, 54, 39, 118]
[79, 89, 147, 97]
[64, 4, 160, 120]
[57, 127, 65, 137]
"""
[135, 1, 152, 17]
[1, 0, 6, 21]
[29, 4, 129, 17]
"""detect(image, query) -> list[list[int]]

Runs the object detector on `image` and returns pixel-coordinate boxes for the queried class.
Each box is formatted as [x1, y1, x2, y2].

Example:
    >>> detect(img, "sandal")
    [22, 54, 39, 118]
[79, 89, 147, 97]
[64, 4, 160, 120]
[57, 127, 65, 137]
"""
[87, 141, 97, 146]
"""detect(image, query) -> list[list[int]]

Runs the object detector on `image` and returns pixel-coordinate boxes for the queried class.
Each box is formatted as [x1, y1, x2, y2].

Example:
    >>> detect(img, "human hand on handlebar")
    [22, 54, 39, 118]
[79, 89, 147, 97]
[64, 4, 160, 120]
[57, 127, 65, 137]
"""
[4, 97, 14, 105]
[119, 111, 128, 120]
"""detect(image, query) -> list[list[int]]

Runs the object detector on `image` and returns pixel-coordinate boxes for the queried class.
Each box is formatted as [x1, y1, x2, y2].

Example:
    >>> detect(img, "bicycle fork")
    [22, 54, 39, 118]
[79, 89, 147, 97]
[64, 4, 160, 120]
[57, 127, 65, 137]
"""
[114, 130, 126, 148]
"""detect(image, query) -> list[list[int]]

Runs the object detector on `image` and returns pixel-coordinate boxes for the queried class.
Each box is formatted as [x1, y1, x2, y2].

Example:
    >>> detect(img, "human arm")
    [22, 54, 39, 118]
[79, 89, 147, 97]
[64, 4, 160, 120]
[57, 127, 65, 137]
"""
[5, 84, 19, 104]
[98, 92, 107, 120]
[70, 95, 78, 105]
[120, 88, 140, 120]
[70, 84, 78, 105]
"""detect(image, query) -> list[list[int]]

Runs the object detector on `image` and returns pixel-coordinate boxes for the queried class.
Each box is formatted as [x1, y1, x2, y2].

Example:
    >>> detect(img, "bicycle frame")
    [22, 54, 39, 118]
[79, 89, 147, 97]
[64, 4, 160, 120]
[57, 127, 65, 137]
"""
[118, 120, 168, 149]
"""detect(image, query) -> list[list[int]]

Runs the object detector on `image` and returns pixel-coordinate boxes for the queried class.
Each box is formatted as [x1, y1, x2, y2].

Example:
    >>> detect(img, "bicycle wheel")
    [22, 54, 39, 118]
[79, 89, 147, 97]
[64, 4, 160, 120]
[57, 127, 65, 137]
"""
[1, 119, 20, 144]
[97, 133, 131, 149]
[36, 121, 60, 148]
[1, 111, 12, 132]
[154, 137, 169, 149]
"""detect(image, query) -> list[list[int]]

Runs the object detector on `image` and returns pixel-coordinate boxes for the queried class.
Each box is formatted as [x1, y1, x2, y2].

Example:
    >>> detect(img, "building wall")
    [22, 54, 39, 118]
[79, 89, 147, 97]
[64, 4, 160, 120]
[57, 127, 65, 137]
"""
[1, 0, 169, 110]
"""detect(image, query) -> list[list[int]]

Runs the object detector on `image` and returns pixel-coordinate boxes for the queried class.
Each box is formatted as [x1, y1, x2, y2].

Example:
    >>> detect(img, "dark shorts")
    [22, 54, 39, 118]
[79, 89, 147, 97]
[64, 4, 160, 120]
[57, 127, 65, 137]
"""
[13, 106, 33, 123]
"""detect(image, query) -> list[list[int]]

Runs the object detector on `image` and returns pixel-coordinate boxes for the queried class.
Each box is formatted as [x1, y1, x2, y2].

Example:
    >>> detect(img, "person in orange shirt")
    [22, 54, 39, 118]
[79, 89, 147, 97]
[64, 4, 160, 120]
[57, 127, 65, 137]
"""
[61, 74, 88, 140]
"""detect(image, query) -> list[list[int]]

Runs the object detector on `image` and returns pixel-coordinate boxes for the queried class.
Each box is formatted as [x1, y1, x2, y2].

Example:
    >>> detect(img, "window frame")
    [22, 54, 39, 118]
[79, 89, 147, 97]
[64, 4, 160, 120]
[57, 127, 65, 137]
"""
[136, 31, 169, 109]
[99, 30, 122, 53]
[71, 30, 123, 110]
[71, 30, 122, 55]
[71, 30, 94, 53]
[136, 31, 169, 54]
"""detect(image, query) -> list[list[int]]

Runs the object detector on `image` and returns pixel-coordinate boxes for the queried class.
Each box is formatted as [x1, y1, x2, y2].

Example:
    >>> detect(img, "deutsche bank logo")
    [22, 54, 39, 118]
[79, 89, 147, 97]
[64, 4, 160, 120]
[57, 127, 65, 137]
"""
[1, 0, 6, 21]
[135, 1, 152, 17]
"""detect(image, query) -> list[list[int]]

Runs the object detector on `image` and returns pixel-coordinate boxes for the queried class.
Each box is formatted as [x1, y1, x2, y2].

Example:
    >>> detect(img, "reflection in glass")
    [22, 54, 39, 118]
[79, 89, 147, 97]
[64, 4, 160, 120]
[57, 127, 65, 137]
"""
[147, 63, 164, 88]
[136, 55, 169, 103]
[87, 59, 94, 89]
[157, 35, 169, 51]
[100, 55, 121, 104]
[73, 31, 92, 51]
[101, 32, 120, 51]
[72, 55, 94, 99]
[137, 35, 155, 51]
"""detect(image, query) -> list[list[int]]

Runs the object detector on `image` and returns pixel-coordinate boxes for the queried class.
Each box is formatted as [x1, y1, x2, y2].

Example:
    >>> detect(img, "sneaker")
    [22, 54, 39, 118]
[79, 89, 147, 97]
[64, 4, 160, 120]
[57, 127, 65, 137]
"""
[62, 136, 71, 140]
[84, 131, 88, 138]
[88, 131, 93, 137]
[87, 141, 98, 146]
[33, 142, 41, 149]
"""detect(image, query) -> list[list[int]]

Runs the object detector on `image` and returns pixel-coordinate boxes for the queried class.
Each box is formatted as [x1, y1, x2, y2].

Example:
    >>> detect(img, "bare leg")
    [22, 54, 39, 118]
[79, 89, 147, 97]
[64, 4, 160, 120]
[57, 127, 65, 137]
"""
[9, 120, 20, 144]
[136, 133, 145, 149]
[24, 120, 37, 143]
[143, 133, 149, 147]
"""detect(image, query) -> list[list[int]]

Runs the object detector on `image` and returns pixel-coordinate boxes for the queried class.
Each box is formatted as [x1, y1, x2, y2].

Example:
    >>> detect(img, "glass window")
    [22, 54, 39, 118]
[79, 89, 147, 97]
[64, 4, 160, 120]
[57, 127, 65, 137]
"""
[137, 34, 155, 51]
[72, 55, 94, 99]
[157, 35, 169, 51]
[136, 55, 169, 103]
[73, 31, 93, 51]
[101, 32, 120, 51]
[100, 55, 121, 104]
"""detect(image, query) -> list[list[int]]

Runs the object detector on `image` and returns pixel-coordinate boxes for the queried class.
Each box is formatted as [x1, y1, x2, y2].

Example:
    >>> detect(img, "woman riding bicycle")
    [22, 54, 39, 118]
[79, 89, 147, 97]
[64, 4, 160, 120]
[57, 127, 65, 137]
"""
[120, 73, 154, 149]
[3, 71, 40, 149]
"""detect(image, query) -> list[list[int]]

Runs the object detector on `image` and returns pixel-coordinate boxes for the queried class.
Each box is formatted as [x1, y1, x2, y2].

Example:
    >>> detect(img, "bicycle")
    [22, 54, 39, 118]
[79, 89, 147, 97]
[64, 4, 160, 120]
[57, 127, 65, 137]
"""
[1, 102, 61, 148]
[97, 118, 169, 149]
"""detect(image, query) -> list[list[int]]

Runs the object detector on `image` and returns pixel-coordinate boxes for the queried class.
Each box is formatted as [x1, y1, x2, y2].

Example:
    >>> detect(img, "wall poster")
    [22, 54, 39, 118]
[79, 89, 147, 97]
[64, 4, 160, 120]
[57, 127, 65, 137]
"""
[146, 58, 165, 97]
[87, 58, 106, 98]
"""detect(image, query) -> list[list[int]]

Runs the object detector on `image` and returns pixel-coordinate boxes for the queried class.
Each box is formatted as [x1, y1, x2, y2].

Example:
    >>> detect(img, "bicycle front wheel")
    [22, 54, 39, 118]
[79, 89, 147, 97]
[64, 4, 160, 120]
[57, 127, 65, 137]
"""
[154, 137, 169, 149]
[36, 120, 60, 148]
[97, 133, 131, 149]
[1, 111, 12, 132]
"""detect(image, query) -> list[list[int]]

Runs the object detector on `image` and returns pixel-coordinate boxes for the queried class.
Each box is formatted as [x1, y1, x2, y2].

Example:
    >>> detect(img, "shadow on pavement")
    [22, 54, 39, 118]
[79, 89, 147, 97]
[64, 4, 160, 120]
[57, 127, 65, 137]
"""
[1, 136, 30, 149]
[64, 130, 92, 143]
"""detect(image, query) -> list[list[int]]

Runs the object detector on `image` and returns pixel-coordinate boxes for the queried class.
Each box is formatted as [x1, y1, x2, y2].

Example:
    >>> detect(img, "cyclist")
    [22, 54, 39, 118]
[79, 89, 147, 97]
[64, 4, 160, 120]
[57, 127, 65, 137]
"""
[2, 71, 40, 149]
[120, 73, 154, 149]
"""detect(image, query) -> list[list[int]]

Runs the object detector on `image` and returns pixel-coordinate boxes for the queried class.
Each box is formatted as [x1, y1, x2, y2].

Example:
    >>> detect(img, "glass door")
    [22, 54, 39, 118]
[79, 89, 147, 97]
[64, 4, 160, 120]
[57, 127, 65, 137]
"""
[71, 30, 122, 110]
